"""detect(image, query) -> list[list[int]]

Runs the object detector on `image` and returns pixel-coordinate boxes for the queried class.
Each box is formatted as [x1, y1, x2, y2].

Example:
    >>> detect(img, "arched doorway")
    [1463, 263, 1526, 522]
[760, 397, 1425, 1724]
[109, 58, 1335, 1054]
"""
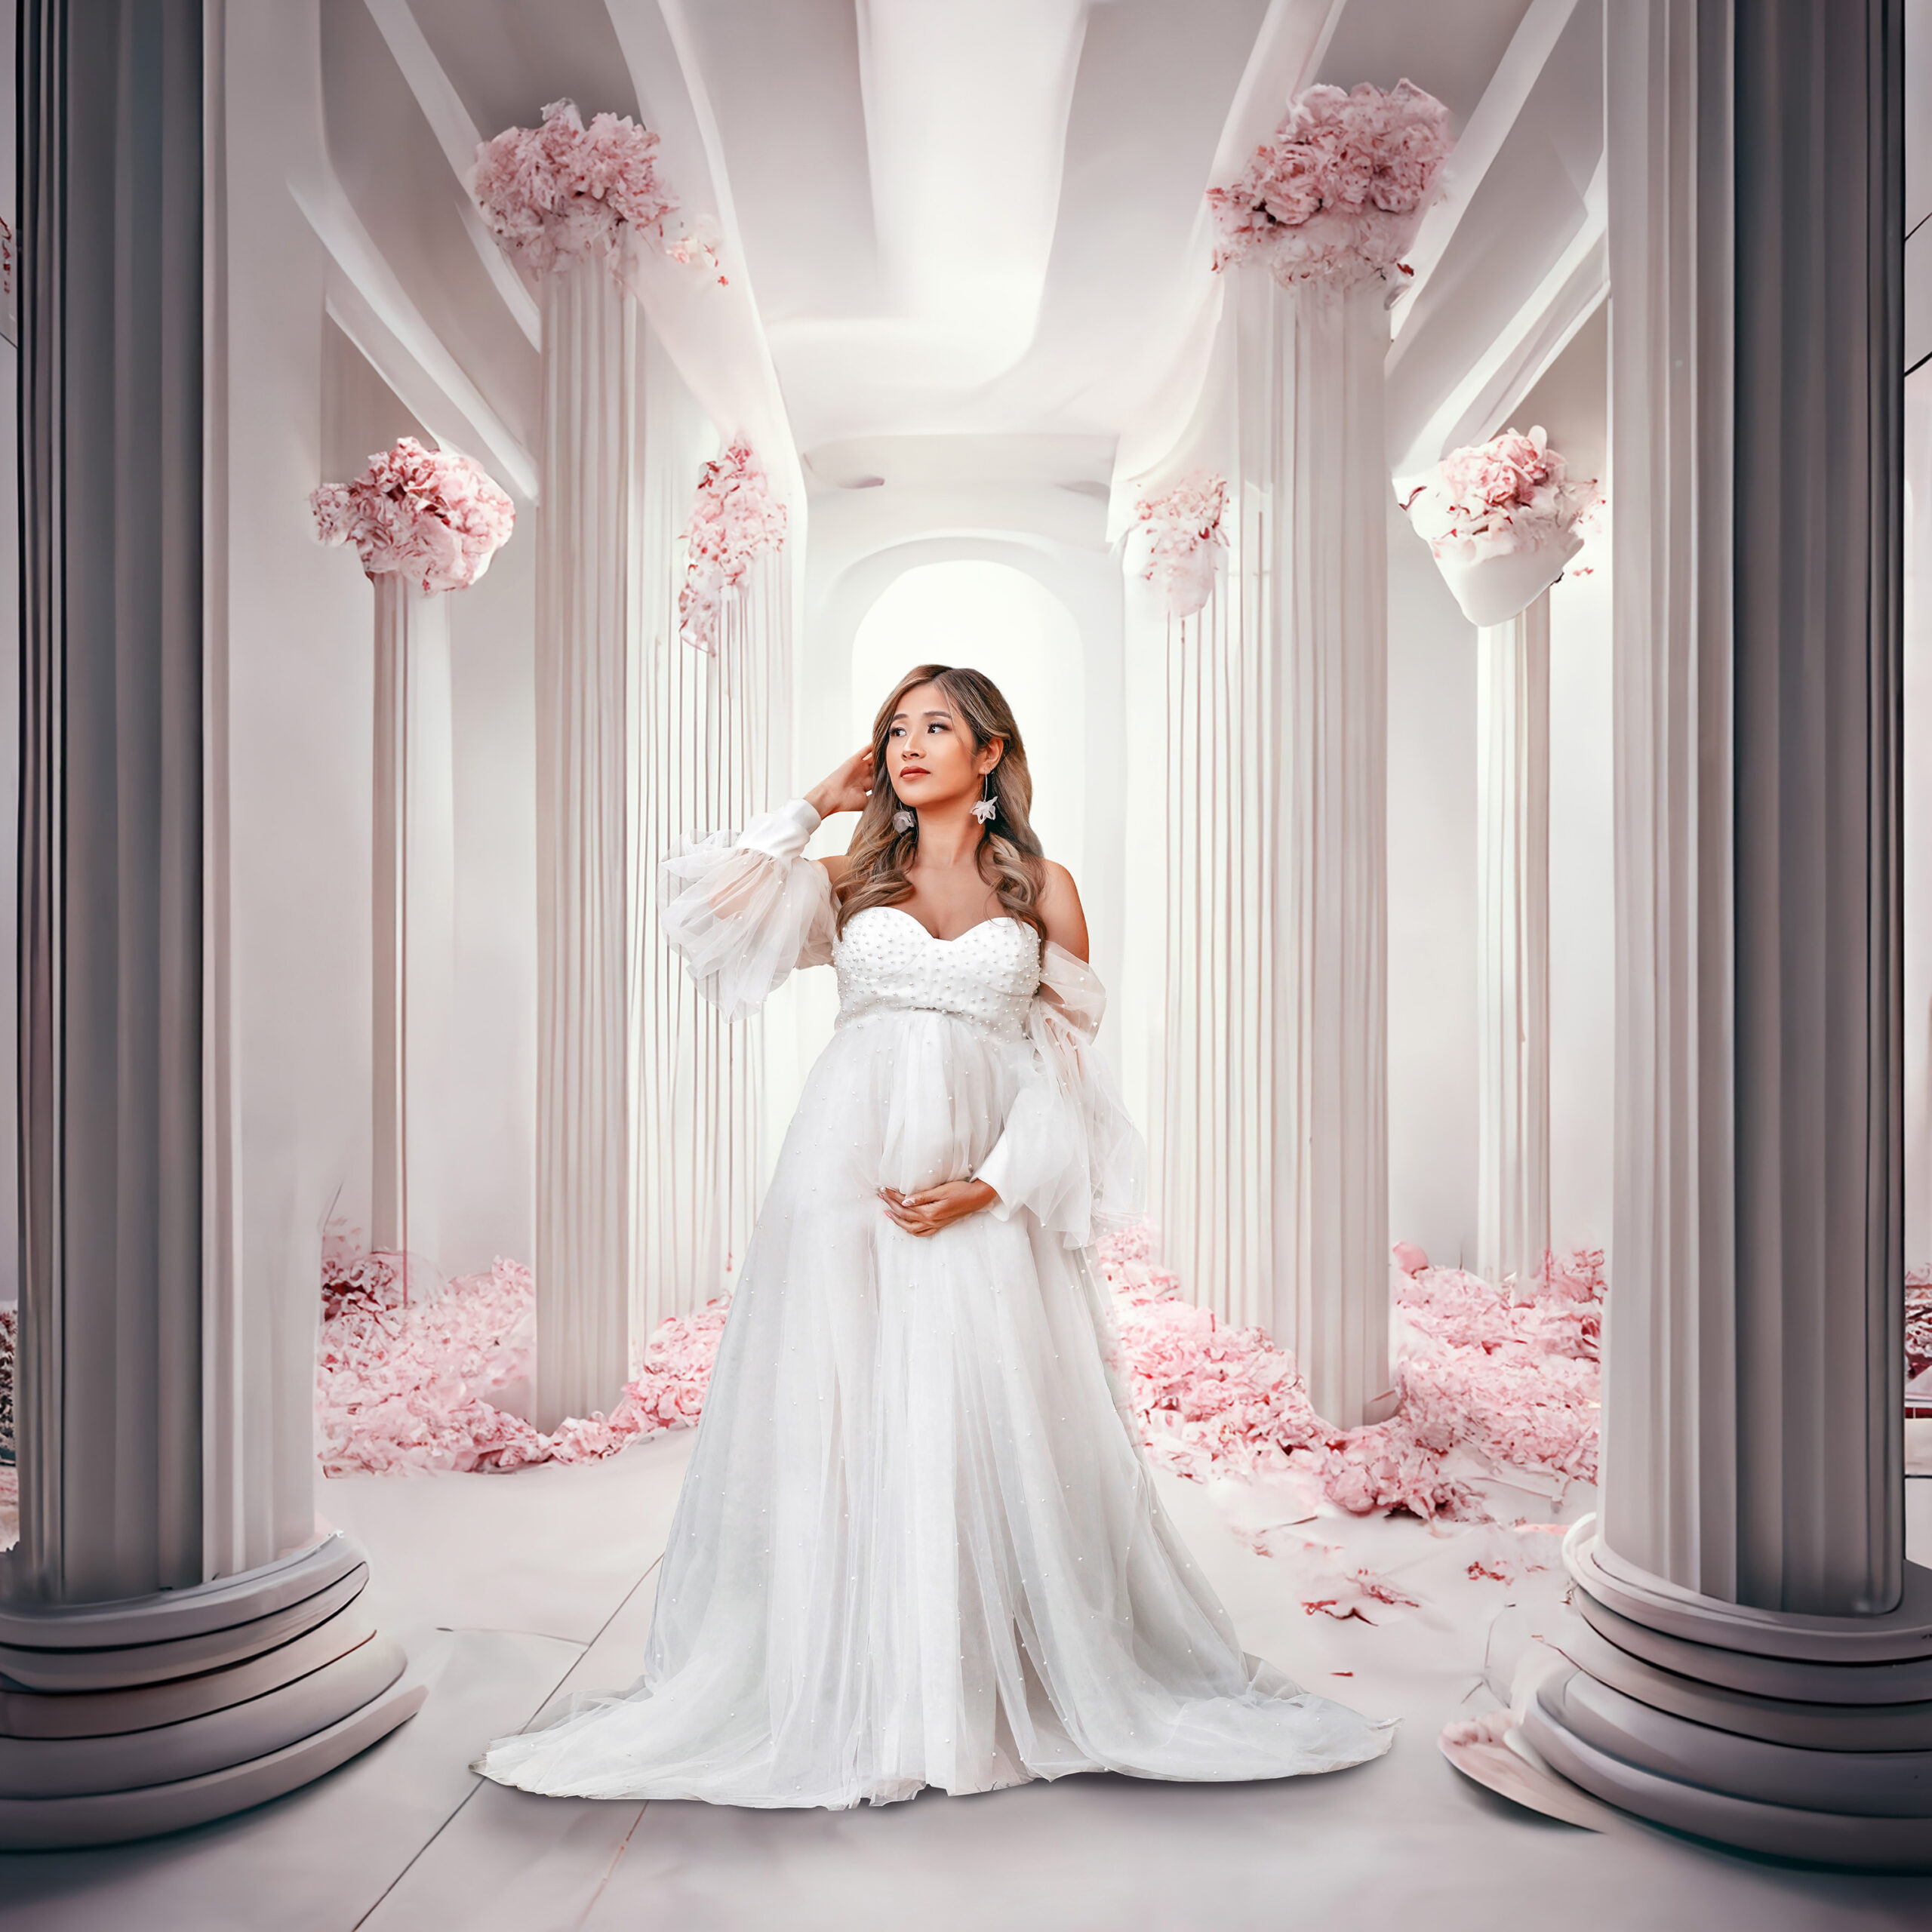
[848, 559, 1088, 883]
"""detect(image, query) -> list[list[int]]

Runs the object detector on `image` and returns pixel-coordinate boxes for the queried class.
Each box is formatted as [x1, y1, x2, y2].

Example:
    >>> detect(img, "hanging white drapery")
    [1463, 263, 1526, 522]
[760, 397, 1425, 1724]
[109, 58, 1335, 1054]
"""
[1137, 270, 1392, 1429]
[1475, 593, 1551, 1287]
[370, 579, 455, 1264]
[534, 257, 640, 1429]
[635, 529, 790, 1344]
[1254, 272, 1392, 1429]
[475, 100, 798, 1412]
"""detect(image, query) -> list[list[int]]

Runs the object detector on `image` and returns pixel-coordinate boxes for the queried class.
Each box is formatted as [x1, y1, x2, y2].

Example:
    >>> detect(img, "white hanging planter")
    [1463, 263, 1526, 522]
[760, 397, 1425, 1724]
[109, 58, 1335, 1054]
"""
[1402, 426, 1595, 630]
[1123, 472, 1227, 621]
[1433, 528, 1583, 629]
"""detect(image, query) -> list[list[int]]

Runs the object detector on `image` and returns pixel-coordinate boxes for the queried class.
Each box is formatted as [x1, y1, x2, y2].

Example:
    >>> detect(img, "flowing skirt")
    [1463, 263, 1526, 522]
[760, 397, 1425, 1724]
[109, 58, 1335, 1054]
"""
[475, 1010, 1393, 1807]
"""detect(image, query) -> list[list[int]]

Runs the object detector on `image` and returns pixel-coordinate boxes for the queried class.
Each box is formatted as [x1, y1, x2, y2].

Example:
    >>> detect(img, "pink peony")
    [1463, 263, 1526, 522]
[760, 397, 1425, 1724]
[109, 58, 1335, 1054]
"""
[678, 441, 788, 653]
[1208, 79, 1451, 290]
[1129, 472, 1228, 620]
[1908, 1267, 1932, 1387]
[315, 1227, 728, 1478]
[311, 437, 515, 595]
[312, 1214, 1608, 1527]
[1094, 1229, 1605, 1521]
[1403, 426, 1595, 568]
[0, 1304, 14, 1506]
[472, 99, 718, 285]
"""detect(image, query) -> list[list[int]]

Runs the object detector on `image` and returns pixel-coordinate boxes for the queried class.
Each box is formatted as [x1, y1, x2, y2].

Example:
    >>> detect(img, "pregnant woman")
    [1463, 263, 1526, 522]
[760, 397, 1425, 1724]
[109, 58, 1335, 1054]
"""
[476, 663, 1392, 1808]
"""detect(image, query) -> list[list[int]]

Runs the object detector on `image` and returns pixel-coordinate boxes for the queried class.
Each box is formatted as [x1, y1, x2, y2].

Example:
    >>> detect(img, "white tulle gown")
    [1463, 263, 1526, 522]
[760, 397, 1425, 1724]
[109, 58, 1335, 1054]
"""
[475, 800, 1393, 1808]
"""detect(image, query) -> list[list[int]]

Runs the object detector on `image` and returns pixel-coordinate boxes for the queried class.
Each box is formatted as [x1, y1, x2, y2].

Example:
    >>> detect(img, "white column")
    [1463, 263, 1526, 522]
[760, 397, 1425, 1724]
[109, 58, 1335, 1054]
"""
[1257, 271, 1392, 1429]
[1475, 595, 1551, 1287]
[534, 257, 638, 1428]
[0, 0, 419, 1847]
[1521, 0, 1932, 1868]
[370, 578, 454, 1265]
[1148, 270, 1392, 1428]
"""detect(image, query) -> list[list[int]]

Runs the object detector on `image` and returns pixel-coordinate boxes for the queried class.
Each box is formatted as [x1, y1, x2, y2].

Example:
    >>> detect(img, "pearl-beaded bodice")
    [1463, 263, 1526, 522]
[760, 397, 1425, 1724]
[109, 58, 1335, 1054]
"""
[833, 906, 1041, 1039]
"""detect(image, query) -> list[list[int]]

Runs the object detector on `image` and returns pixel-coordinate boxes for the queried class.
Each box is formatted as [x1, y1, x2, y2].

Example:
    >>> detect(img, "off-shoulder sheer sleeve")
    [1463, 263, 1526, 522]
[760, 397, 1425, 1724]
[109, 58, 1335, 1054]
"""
[659, 799, 836, 1020]
[973, 941, 1146, 1248]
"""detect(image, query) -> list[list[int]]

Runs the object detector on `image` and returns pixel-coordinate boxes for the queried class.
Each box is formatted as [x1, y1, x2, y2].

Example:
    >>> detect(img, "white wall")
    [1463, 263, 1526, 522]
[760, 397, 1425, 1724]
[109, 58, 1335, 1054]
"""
[847, 560, 1089, 883]
[442, 522, 537, 1275]
[1521, 303, 1614, 1257]
[1546, 555, 1614, 1256]
[224, 1, 542, 1313]
[1386, 496, 1479, 1266]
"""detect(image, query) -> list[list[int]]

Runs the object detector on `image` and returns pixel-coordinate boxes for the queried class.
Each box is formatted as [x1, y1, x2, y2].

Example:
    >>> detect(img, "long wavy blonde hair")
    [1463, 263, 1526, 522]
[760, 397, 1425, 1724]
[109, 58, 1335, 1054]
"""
[834, 664, 1048, 938]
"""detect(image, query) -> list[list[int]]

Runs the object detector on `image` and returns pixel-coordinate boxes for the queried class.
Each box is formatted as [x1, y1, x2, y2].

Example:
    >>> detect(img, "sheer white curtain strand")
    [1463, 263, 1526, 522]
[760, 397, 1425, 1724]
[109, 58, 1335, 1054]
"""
[634, 530, 789, 1348]
[1142, 272, 1392, 1429]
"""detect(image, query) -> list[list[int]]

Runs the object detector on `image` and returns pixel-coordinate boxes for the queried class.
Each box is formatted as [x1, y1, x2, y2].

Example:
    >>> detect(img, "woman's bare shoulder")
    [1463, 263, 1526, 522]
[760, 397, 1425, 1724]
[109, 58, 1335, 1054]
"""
[1035, 860, 1088, 959]
[817, 851, 853, 885]
[1036, 856, 1084, 897]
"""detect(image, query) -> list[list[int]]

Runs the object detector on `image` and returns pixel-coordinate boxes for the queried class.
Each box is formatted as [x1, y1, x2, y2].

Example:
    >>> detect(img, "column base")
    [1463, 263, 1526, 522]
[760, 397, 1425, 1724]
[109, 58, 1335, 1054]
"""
[1521, 1520, 1932, 1872]
[0, 1533, 423, 1848]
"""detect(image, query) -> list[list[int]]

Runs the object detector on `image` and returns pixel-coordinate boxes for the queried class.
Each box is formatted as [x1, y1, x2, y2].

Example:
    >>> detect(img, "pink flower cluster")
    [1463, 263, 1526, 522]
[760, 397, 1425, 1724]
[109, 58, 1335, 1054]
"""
[1207, 80, 1451, 290]
[316, 1235, 724, 1478]
[472, 99, 698, 281]
[1093, 1228, 1604, 1520]
[679, 441, 788, 653]
[1401, 426, 1595, 566]
[1101, 1226, 1326, 1478]
[312, 1220, 1604, 1522]
[311, 438, 515, 595]
[0, 1303, 14, 1461]
[1908, 1266, 1932, 1399]
[0, 1304, 14, 1549]
[1131, 473, 1228, 620]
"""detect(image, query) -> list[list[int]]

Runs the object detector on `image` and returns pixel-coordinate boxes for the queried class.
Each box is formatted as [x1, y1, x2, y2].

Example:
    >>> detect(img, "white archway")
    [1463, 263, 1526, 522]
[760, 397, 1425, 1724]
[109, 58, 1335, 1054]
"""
[849, 560, 1087, 884]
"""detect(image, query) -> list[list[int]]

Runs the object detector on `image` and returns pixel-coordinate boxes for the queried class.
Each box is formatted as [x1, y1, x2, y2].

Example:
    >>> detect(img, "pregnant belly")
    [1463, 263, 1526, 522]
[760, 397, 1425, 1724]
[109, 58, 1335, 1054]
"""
[803, 1010, 1021, 1196]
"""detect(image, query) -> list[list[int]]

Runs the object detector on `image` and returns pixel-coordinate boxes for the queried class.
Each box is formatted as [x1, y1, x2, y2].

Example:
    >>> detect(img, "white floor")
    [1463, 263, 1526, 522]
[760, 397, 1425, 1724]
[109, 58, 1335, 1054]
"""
[2, 1441, 1930, 1932]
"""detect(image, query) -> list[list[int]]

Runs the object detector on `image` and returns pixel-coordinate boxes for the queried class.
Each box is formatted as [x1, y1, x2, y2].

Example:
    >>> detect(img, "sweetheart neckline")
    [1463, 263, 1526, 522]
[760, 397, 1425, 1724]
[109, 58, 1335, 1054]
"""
[855, 906, 1025, 946]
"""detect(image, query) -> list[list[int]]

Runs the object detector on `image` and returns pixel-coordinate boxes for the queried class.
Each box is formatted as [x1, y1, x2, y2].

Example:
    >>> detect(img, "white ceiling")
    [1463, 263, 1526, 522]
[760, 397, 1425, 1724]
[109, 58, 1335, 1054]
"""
[319, 0, 1604, 506]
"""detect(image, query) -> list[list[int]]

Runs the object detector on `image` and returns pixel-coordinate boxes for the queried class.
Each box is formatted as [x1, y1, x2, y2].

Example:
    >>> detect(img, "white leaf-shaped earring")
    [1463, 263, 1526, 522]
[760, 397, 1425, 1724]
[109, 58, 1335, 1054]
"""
[971, 773, 998, 825]
[893, 808, 915, 833]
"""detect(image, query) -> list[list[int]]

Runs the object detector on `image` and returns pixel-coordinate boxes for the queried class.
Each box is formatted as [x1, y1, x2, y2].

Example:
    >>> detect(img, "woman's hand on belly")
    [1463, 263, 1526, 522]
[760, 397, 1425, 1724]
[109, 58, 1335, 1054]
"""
[878, 1179, 999, 1238]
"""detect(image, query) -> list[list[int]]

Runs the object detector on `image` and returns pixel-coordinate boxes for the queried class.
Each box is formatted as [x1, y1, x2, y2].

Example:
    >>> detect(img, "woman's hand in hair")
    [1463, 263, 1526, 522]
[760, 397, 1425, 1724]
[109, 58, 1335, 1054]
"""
[806, 748, 876, 820]
[878, 1180, 998, 1238]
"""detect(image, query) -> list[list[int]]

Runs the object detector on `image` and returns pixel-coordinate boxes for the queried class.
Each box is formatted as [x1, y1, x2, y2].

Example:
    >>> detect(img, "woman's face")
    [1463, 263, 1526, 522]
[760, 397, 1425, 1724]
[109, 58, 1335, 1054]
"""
[883, 681, 998, 811]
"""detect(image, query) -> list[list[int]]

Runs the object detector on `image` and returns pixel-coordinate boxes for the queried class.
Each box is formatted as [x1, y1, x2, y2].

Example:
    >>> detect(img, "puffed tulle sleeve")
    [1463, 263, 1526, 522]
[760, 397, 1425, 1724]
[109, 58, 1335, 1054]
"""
[974, 940, 1146, 1248]
[659, 798, 836, 1021]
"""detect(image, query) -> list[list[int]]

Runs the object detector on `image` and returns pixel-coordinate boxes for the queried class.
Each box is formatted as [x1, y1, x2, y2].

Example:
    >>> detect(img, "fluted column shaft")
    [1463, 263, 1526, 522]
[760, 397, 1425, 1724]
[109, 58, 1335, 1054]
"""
[1599, 0, 1902, 1619]
[0, 0, 420, 1848]
[534, 258, 638, 1429]
[1476, 598, 1552, 1288]
[1521, 0, 1932, 1871]
[1242, 270, 1391, 1428]
[12, 0, 206, 1608]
